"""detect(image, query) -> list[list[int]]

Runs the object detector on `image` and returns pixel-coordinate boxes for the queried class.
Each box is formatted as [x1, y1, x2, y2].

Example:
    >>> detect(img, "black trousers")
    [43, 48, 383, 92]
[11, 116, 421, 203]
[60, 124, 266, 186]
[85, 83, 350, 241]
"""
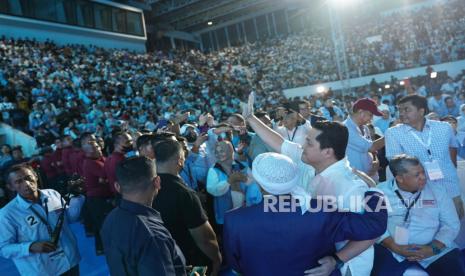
[61, 265, 79, 276]
[86, 197, 113, 252]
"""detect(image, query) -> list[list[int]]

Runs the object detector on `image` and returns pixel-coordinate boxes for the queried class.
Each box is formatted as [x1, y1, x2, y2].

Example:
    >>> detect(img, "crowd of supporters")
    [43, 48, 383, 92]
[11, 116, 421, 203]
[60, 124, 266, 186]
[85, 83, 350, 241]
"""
[0, 0, 465, 275]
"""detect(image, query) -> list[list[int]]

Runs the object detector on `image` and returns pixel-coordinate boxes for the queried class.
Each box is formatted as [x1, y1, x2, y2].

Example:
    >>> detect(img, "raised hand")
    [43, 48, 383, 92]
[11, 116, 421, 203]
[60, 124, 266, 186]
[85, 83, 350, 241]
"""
[242, 91, 255, 119]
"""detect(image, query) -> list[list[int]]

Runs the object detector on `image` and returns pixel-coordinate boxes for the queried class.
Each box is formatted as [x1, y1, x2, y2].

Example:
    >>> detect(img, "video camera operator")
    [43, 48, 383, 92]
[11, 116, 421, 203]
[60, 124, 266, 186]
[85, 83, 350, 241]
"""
[0, 164, 85, 276]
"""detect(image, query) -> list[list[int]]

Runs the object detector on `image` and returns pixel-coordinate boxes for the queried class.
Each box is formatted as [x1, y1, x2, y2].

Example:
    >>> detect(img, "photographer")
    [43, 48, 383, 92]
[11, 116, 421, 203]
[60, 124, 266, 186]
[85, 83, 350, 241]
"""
[0, 164, 84, 276]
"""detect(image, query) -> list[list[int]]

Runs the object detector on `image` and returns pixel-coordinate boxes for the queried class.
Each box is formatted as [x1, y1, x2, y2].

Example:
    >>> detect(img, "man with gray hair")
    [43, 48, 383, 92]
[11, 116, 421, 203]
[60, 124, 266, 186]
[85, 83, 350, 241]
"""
[101, 156, 187, 275]
[373, 154, 464, 275]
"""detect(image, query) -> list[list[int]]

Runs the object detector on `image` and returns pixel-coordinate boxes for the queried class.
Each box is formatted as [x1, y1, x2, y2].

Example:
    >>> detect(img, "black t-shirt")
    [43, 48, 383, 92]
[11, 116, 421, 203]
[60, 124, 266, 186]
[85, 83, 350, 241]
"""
[152, 173, 209, 266]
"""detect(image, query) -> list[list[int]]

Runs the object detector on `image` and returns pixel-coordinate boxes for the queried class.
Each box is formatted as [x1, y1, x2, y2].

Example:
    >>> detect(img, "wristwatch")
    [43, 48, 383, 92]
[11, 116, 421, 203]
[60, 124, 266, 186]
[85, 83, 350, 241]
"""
[331, 253, 345, 270]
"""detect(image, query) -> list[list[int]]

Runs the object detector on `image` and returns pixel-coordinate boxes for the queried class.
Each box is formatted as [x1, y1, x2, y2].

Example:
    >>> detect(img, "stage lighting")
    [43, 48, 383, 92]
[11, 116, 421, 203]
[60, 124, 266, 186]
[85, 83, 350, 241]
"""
[384, 84, 390, 89]
[317, 86, 325, 93]
[430, 72, 437, 79]
[207, 21, 213, 26]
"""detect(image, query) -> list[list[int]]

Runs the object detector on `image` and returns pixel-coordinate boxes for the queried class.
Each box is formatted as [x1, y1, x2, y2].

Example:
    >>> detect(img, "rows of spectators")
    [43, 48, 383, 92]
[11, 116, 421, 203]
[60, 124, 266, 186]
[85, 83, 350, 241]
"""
[0, 2, 464, 145]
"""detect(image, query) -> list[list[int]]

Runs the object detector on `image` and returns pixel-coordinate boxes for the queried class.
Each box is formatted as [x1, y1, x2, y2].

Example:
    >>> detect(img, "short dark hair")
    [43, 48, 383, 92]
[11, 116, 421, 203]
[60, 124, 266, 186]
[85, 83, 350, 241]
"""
[112, 131, 128, 146]
[116, 156, 157, 193]
[398, 95, 429, 114]
[136, 134, 155, 151]
[5, 163, 37, 184]
[389, 154, 421, 177]
[312, 121, 348, 160]
[153, 139, 182, 163]
[298, 100, 310, 107]
[80, 132, 95, 145]
[150, 131, 176, 149]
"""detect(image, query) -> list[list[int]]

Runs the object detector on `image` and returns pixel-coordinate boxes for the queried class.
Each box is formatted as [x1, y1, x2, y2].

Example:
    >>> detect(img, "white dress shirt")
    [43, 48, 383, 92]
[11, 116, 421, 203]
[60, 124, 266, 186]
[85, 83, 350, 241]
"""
[275, 120, 311, 146]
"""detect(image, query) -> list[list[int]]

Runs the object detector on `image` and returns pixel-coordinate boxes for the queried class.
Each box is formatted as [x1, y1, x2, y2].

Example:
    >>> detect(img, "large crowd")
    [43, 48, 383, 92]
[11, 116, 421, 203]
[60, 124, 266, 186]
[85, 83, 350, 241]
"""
[0, 0, 465, 275]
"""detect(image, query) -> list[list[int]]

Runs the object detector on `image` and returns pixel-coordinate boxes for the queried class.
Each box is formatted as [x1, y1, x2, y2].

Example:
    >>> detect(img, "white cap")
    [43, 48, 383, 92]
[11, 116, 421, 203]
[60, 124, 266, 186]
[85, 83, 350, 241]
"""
[252, 152, 311, 213]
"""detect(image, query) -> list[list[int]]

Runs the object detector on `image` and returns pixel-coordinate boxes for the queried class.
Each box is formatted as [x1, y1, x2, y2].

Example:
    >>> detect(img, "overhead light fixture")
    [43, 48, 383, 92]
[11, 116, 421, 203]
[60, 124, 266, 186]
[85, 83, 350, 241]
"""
[430, 72, 437, 79]
[317, 86, 325, 93]
[207, 21, 213, 26]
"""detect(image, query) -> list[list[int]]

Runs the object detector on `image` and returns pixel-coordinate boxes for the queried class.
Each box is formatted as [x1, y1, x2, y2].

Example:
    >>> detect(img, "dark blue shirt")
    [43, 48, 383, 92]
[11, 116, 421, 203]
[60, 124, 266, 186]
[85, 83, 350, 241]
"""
[101, 199, 186, 276]
[223, 191, 387, 276]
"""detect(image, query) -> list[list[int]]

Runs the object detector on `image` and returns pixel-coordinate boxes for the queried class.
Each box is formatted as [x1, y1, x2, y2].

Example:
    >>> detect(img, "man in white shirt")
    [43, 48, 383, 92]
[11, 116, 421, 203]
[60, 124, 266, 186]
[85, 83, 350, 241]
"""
[274, 107, 311, 146]
[373, 155, 464, 275]
[242, 93, 379, 276]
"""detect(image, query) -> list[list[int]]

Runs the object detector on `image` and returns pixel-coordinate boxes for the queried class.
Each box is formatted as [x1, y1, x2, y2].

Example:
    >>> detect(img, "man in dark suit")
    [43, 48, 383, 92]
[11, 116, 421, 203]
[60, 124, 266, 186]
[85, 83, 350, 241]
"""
[223, 152, 388, 276]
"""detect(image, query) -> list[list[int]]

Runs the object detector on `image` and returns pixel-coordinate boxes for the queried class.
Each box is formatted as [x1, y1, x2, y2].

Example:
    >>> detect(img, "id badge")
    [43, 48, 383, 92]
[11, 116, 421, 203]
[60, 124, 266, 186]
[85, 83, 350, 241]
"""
[394, 225, 409, 245]
[49, 249, 65, 262]
[424, 160, 444, 181]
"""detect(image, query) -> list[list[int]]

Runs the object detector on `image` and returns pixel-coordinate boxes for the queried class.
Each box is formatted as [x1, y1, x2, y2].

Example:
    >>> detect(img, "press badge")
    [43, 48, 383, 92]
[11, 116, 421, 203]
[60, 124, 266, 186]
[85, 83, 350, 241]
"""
[424, 160, 444, 181]
[394, 225, 409, 245]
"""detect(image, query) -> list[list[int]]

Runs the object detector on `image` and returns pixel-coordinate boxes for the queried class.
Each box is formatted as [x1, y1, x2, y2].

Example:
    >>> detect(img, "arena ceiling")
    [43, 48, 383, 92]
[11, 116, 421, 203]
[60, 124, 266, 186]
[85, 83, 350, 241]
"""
[148, 0, 300, 33]
[120, 0, 430, 33]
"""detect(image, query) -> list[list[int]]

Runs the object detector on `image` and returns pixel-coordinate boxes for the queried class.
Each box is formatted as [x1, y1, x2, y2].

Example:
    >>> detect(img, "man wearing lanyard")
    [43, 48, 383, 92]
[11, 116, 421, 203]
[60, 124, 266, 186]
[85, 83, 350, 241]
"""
[242, 93, 380, 276]
[0, 164, 84, 276]
[373, 155, 464, 275]
[385, 95, 464, 219]
[275, 106, 311, 146]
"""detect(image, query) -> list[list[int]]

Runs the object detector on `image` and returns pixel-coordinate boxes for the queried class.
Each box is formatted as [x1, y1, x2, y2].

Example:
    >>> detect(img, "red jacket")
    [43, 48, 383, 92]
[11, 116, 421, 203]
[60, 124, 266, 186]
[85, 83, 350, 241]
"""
[104, 152, 125, 194]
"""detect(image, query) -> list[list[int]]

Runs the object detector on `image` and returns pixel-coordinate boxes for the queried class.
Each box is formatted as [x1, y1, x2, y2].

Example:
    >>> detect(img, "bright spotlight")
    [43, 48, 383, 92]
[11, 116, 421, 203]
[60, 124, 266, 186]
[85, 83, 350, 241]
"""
[207, 21, 213, 26]
[399, 80, 405, 86]
[430, 72, 437, 79]
[384, 84, 390, 89]
[317, 86, 325, 93]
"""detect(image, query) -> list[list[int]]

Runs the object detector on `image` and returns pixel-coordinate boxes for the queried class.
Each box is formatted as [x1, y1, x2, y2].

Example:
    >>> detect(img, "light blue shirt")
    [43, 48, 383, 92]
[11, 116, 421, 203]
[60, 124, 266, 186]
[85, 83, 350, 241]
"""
[343, 116, 373, 174]
[385, 119, 461, 197]
[0, 189, 84, 276]
[180, 150, 209, 190]
[373, 117, 392, 134]
[319, 106, 345, 122]
[377, 180, 460, 268]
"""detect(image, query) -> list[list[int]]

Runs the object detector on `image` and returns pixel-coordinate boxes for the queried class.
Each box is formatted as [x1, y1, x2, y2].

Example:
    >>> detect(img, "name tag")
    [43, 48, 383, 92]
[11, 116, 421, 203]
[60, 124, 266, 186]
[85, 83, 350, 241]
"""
[394, 225, 409, 245]
[422, 199, 436, 207]
[424, 160, 444, 181]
